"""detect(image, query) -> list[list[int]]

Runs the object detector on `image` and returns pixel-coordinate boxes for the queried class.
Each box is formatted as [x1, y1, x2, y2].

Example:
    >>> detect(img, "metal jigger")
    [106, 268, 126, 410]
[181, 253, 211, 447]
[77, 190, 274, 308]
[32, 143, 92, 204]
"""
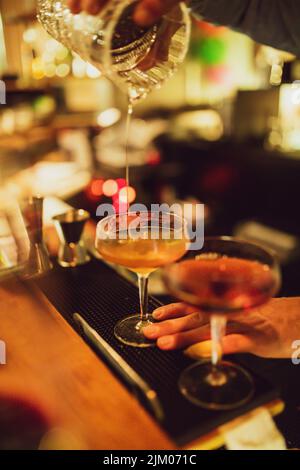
[53, 209, 91, 268]
[23, 196, 53, 279]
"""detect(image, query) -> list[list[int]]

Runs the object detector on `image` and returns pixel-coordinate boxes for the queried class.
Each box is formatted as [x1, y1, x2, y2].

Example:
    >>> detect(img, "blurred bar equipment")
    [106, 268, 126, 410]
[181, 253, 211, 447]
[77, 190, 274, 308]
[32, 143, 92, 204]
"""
[0, 198, 29, 279]
[23, 196, 53, 279]
[53, 209, 90, 268]
[262, 46, 295, 86]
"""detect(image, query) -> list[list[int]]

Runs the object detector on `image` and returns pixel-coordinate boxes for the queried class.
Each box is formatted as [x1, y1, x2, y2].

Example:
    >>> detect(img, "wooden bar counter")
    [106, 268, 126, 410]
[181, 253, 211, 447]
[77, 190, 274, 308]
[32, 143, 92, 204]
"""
[0, 278, 174, 450]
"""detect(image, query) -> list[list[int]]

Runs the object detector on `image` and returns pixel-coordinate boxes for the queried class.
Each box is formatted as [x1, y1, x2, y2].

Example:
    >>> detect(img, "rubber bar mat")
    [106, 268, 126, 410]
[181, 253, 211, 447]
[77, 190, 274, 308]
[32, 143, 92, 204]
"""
[35, 257, 279, 446]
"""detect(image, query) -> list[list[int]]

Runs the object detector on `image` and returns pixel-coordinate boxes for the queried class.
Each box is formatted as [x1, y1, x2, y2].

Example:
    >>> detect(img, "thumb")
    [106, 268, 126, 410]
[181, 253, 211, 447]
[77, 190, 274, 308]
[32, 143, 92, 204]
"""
[185, 335, 254, 360]
[134, 0, 179, 26]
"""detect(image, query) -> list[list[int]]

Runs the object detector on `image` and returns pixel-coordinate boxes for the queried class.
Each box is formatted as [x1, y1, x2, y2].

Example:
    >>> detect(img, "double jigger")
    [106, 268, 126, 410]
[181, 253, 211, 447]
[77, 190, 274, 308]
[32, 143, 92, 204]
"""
[23, 196, 53, 279]
[53, 209, 91, 268]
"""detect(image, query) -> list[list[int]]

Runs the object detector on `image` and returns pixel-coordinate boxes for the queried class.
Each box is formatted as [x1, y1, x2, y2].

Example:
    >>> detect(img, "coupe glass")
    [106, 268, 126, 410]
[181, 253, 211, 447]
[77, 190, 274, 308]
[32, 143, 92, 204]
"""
[163, 237, 281, 410]
[96, 211, 189, 347]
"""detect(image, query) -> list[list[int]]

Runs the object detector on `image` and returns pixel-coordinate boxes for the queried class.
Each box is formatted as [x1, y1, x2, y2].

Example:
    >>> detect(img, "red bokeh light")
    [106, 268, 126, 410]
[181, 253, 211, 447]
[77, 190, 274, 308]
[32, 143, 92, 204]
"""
[147, 150, 161, 166]
[90, 179, 104, 197]
[195, 20, 227, 36]
[200, 165, 238, 195]
[116, 178, 127, 189]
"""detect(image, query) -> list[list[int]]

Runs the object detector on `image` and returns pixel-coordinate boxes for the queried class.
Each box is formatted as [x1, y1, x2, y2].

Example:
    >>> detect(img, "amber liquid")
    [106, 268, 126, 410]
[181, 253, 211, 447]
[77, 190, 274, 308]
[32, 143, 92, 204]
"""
[97, 232, 187, 275]
[164, 256, 278, 314]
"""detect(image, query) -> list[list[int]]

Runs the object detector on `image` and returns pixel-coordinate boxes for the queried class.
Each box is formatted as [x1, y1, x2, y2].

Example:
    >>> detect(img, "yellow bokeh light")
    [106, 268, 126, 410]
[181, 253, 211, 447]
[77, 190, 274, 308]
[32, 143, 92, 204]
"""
[97, 108, 121, 127]
[32, 58, 44, 80]
[55, 46, 69, 61]
[44, 64, 56, 78]
[23, 28, 37, 44]
[103, 180, 118, 197]
[56, 63, 70, 77]
[46, 38, 60, 53]
[119, 187, 136, 204]
[42, 51, 56, 63]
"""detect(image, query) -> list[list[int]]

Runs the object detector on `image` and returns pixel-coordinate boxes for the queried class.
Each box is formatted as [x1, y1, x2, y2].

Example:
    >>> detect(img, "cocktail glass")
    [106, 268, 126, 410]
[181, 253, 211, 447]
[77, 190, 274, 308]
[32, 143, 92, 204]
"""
[163, 237, 281, 410]
[96, 211, 189, 347]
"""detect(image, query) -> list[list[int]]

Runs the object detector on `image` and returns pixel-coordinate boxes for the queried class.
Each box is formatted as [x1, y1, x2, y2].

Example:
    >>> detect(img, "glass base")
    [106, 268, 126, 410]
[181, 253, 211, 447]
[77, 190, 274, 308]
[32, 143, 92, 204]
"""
[179, 361, 254, 410]
[114, 314, 156, 348]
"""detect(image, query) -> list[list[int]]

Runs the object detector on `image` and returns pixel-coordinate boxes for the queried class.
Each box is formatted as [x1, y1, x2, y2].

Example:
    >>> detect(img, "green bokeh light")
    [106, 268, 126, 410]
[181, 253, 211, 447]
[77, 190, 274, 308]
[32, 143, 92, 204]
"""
[190, 37, 227, 65]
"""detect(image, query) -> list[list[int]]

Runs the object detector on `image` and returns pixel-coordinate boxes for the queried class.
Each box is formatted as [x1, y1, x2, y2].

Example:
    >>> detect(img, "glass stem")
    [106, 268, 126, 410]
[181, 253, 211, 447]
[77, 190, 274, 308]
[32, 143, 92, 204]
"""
[138, 274, 149, 324]
[211, 314, 227, 367]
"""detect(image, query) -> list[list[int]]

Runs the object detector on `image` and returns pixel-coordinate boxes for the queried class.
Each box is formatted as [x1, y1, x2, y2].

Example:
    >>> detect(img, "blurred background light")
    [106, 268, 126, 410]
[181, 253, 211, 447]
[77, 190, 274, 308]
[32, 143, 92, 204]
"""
[103, 180, 119, 197]
[86, 63, 101, 79]
[23, 28, 37, 44]
[46, 38, 60, 53]
[72, 56, 86, 78]
[90, 179, 104, 197]
[55, 45, 69, 61]
[97, 108, 121, 128]
[44, 63, 56, 78]
[116, 178, 127, 189]
[32, 58, 44, 80]
[56, 63, 70, 78]
[118, 187, 136, 204]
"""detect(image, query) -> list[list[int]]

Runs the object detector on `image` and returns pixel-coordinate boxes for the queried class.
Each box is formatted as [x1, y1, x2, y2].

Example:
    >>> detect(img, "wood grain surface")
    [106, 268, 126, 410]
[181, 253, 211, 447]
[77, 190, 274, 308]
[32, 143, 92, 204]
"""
[0, 278, 174, 450]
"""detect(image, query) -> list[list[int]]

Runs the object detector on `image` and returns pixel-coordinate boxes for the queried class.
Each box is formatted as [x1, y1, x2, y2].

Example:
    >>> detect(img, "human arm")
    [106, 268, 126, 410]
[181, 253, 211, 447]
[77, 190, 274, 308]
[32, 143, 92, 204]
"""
[68, 0, 300, 55]
[190, 0, 300, 55]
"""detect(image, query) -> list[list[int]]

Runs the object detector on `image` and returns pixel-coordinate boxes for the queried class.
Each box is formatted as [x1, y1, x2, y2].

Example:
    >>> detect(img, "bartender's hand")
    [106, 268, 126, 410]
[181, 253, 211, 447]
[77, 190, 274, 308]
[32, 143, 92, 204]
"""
[67, 0, 181, 26]
[143, 298, 300, 359]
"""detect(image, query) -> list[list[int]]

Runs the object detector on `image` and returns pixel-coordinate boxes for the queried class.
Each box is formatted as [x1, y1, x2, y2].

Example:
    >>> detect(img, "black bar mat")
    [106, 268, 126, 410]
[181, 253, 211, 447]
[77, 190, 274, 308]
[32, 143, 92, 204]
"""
[35, 258, 280, 446]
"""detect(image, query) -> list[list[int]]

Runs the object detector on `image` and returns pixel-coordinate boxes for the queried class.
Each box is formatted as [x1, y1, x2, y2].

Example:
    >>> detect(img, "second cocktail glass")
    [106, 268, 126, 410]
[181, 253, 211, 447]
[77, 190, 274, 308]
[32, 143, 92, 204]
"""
[163, 237, 281, 410]
[96, 211, 188, 347]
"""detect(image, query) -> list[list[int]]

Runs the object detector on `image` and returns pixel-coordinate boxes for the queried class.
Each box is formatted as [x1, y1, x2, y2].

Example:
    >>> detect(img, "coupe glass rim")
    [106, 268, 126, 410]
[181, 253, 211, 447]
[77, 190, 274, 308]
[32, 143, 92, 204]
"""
[201, 236, 279, 265]
[162, 235, 281, 310]
[97, 210, 187, 224]
[96, 210, 189, 240]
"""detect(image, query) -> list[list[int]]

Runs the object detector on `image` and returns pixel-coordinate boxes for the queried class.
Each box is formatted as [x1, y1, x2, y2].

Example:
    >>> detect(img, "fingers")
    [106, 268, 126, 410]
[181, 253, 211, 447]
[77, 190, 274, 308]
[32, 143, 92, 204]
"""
[152, 321, 251, 351]
[68, 0, 107, 15]
[68, 0, 81, 14]
[144, 312, 207, 339]
[82, 0, 106, 14]
[67, 0, 180, 25]
[134, 0, 180, 27]
[67, 0, 180, 24]
[156, 325, 211, 350]
[153, 303, 200, 320]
